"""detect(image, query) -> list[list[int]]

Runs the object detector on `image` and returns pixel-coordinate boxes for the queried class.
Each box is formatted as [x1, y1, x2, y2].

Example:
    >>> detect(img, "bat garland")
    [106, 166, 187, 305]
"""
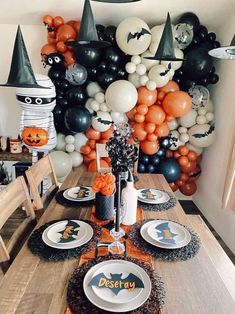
[192, 124, 215, 138]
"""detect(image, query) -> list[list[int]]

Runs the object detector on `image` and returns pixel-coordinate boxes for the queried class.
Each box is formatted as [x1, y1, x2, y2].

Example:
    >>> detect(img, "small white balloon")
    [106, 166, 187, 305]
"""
[196, 115, 207, 125]
[69, 151, 83, 167]
[90, 100, 100, 112]
[205, 99, 214, 112]
[169, 130, 184, 150]
[95, 92, 105, 104]
[65, 135, 75, 144]
[128, 73, 142, 88]
[198, 108, 207, 115]
[49, 151, 72, 179]
[146, 80, 157, 91]
[131, 55, 141, 65]
[140, 75, 149, 86]
[179, 133, 189, 143]
[100, 103, 108, 112]
[125, 62, 137, 74]
[86, 82, 102, 98]
[65, 143, 75, 153]
[206, 112, 214, 122]
[111, 112, 128, 125]
[74, 133, 88, 152]
[167, 119, 179, 131]
[178, 126, 188, 134]
[56, 133, 66, 151]
[178, 109, 197, 128]
[136, 63, 147, 75]
[150, 24, 164, 46]
[85, 98, 94, 114]
[141, 50, 159, 70]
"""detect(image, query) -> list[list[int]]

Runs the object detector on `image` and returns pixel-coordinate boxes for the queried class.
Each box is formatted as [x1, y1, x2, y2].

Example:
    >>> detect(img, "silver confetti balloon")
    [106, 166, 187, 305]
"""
[174, 23, 193, 50]
[65, 63, 88, 86]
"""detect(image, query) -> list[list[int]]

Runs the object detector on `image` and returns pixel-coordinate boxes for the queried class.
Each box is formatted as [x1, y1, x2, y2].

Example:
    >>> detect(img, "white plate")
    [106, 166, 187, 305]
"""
[63, 186, 95, 202]
[137, 189, 170, 204]
[42, 220, 93, 249]
[46, 220, 87, 244]
[83, 260, 151, 312]
[90, 260, 144, 304]
[140, 220, 191, 249]
[147, 221, 187, 245]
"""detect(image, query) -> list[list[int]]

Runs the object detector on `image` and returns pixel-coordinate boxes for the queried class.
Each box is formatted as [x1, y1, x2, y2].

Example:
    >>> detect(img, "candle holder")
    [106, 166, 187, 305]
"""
[108, 226, 125, 255]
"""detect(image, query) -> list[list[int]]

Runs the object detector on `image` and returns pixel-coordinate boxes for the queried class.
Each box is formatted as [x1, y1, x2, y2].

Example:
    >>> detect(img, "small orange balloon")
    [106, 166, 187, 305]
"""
[63, 50, 76, 66]
[41, 43, 57, 56]
[56, 41, 67, 53]
[103, 157, 111, 166]
[179, 182, 197, 196]
[140, 140, 159, 155]
[98, 139, 108, 144]
[126, 107, 137, 121]
[178, 156, 189, 167]
[165, 115, 175, 122]
[53, 16, 64, 28]
[138, 86, 157, 106]
[158, 80, 180, 93]
[179, 173, 189, 182]
[87, 139, 96, 150]
[162, 91, 192, 118]
[147, 133, 158, 142]
[83, 155, 90, 165]
[157, 91, 166, 101]
[174, 150, 181, 159]
[132, 123, 147, 141]
[47, 35, 57, 45]
[134, 113, 145, 123]
[56, 24, 76, 42]
[187, 150, 198, 161]
[80, 145, 91, 155]
[136, 104, 148, 115]
[155, 122, 169, 137]
[169, 182, 178, 192]
[43, 15, 54, 27]
[180, 161, 197, 173]
[88, 159, 109, 172]
[87, 149, 96, 160]
[101, 126, 114, 140]
[73, 21, 81, 33]
[66, 20, 76, 27]
[176, 179, 184, 187]
[144, 123, 156, 134]
[178, 145, 189, 156]
[47, 31, 56, 39]
[85, 128, 101, 140]
[145, 105, 166, 125]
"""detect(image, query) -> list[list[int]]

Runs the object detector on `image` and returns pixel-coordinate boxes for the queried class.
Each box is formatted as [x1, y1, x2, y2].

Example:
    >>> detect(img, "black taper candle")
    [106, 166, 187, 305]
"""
[114, 172, 121, 232]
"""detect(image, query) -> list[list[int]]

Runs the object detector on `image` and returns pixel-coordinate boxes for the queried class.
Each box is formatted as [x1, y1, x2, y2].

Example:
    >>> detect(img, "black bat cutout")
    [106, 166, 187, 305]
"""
[192, 124, 215, 139]
[127, 28, 151, 43]
[88, 272, 144, 295]
[160, 63, 171, 77]
[93, 112, 112, 125]
[58, 220, 80, 243]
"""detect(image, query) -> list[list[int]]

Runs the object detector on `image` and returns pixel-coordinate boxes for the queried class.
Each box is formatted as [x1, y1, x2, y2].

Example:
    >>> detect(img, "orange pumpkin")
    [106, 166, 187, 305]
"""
[22, 127, 48, 147]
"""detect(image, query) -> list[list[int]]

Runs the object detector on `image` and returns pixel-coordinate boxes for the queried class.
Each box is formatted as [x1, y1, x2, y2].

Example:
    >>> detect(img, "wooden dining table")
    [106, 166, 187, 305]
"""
[0, 165, 235, 314]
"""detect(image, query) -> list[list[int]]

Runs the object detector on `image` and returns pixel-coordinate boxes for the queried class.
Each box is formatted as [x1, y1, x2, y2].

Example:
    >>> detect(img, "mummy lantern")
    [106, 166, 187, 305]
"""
[17, 74, 57, 152]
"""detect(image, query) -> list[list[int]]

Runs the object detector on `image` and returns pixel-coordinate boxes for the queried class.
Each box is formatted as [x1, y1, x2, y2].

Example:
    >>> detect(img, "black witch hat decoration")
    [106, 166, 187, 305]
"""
[0, 25, 48, 89]
[91, 0, 141, 3]
[65, 0, 110, 49]
[145, 13, 185, 61]
[209, 35, 235, 60]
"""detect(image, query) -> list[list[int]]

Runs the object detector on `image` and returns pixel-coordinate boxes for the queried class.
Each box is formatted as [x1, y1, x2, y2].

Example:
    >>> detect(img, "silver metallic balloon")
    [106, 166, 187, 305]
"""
[188, 85, 210, 110]
[65, 63, 88, 86]
[174, 23, 193, 50]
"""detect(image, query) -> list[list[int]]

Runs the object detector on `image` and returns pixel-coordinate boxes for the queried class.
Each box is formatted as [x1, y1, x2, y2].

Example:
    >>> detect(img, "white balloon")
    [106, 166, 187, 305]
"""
[105, 80, 138, 113]
[188, 124, 216, 148]
[85, 98, 94, 114]
[65, 135, 75, 144]
[161, 48, 184, 71]
[49, 151, 72, 178]
[206, 112, 214, 122]
[111, 112, 128, 125]
[149, 41, 159, 55]
[146, 80, 157, 91]
[128, 73, 141, 88]
[141, 50, 159, 70]
[69, 151, 83, 167]
[205, 99, 214, 112]
[178, 126, 188, 134]
[74, 133, 88, 152]
[100, 103, 108, 112]
[136, 64, 147, 75]
[55, 133, 66, 151]
[169, 130, 184, 150]
[179, 133, 189, 143]
[86, 82, 102, 98]
[125, 62, 137, 74]
[150, 24, 164, 46]
[90, 100, 100, 112]
[140, 75, 149, 86]
[65, 143, 75, 153]
[58, 175, 68, 183]
[167, 119, 179, 130]
[196, 115, 207, 125]
[178, 109, 197, 128]
[131, 55, 141, 65]
[116, 17, 151, 55]
[92, 111, 112, 132]
[95, 92, 105, 104]
[186, 143, 203, 155]
[198, 108, 207, 115]
[148, 64, 170, 87]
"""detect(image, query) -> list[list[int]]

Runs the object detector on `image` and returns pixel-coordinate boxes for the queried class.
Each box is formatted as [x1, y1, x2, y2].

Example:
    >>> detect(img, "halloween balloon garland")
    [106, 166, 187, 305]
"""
[39, 8, 220, 194]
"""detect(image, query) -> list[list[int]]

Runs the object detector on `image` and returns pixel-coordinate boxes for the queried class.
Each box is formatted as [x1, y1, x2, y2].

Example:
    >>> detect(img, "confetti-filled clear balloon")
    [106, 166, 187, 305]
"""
[174, 23, 193, 49]
[188, 85, 210, 110]
[65, 63, 88, 86]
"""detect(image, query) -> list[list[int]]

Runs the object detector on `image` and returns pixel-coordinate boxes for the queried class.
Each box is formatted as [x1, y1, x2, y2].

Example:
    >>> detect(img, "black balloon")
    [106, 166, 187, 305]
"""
[64, 106, 92, 133]
[97, 72, 116, 89]
[106, 63, 118, 74]
[157, 158, 181, 183]
[159, 137, 172, 149]
[209, 73, 219, 84]
[138, 164, 145, 173]
[207, 32, 216, 42]
[150, 155, 160, 166]
[66, 86, 88, 106]
[73, 46, 102, 68]
[57, 98, 69, 107]
[147, 164, 155, 173]
[103, 26, 117, 43]
[105, 47, 122, 65]
[156, 148, 166, 158]
[87, 67, 98, 81]
[198, 25, 208, 40]
[117, 67, 128, 79]
[96, 24, 105, 33]
[139, 154, 149, 165]
[96, 61, 107, 73]
[48, 67, 65, 81]
[56, 79, 70, 91]
[178, 12, 200, 33]
[183, 48, 213, 80]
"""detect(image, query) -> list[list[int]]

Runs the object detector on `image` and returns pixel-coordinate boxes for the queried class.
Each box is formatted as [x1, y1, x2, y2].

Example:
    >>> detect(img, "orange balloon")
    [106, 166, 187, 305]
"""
[162, 91, 192, 117]
[41, 43, 57, 56]
[63, 50, 76, 66]
[126, 107, 137, 121]
[47, 35, 57, 45]
[178, 145, 189, 156]
[187, 150, 198, 161]
[83, 155, 90, 165]
[88, 159, 109, 172]
[103, 157, 111, 166]
[145, 105, 166, 125]
[80, 145, 91, 155]
[174, 150, 181, 159]
[157, 91, 166, 101]
[180, 161, 197, 173]
[87, 149, 96, 160]
[140, 140, 159, 155]
[66, 20, 76, 27]
[165, 115, 175, 122]
[179, 182, 197, 196]
[98, 139, 108, 144]
[47, 31, 56, 39]
[138, 86, 157, 106]
[179, 173, 189, 182]
[56, 24, 76, 42]
[147, 133, 158, 142]
[134, 113, 145, 123]
[101, 126, 114, 140]
[73, 21, 81, 33]
[53, 16, 64, 28]
[136, 104, 148, 115]
[169, 182, 178, 192]
[178, 156, 189, 167]
[158, 80, 180, 93]
[166, 149, 173, 158]
[56, 41, 67, 53]
[87, 139, 96, 150]
[43, 15, 53, 27]
[155, 122, 169, 137]
[176, 179, 184, 187]
[85, 128, 101, 140]
[144, 123, 156, 134]
[132, 123, 147, 141]
[127, 137, 136, 145]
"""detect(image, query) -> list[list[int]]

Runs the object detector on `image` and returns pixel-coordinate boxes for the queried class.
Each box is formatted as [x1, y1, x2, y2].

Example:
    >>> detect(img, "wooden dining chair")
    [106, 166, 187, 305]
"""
[0, 176, 36, 273]
[25, 155, 59, 211]
[96, 143, 112, 173]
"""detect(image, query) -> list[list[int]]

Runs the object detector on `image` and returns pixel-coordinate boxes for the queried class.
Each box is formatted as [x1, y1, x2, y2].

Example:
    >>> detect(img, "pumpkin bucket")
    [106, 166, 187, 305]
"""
[22, 127, 49, 147]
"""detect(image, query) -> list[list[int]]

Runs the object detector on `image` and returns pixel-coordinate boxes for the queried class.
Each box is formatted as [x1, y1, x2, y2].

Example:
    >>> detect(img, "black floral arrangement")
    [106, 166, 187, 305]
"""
[106, 123, 139, 172]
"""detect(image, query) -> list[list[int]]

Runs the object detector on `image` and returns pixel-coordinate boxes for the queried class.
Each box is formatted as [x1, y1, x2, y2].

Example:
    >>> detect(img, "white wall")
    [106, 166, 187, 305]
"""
[194, 14, 235, 254]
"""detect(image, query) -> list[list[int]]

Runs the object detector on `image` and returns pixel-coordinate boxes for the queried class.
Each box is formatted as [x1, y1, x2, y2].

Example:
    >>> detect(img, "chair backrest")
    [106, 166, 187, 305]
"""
[0, 176, 36, 272]
[25, 155, 59, 210]
[96, 143, 112, 173]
